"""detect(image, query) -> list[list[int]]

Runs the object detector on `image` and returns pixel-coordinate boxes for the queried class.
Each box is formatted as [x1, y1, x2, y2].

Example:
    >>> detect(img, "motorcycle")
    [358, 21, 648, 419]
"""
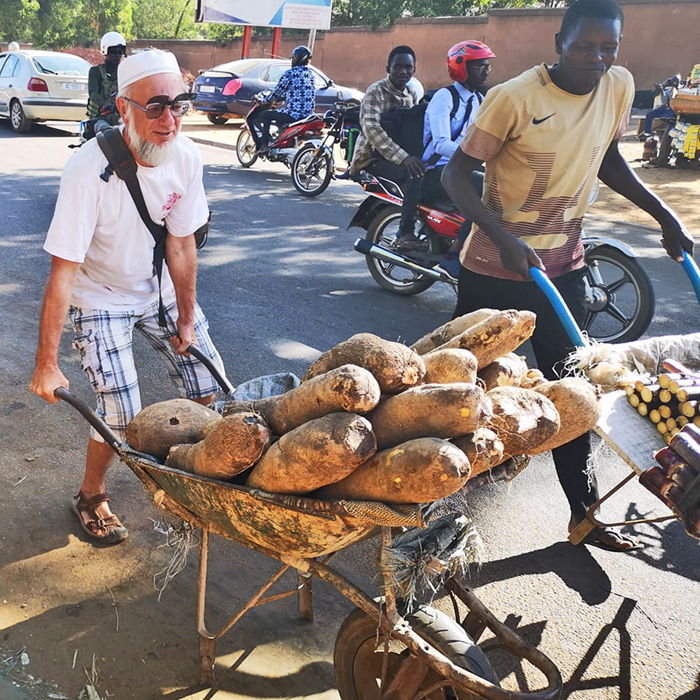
[657, 95, 700, 168]
[70, 103, 119, 149]
[290, 97, 361, 196]
[350, 173, 656, 344]
[236, 91, 325, 169]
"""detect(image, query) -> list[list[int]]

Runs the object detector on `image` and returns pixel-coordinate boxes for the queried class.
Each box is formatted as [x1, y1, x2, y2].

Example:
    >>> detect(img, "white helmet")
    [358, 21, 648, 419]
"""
[100, 31, 127, 56]
[8, 42, 20, 51]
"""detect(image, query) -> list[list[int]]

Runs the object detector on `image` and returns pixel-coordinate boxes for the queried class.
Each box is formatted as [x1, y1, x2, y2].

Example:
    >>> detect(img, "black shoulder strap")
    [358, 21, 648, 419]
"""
[96, 128, 169, 328]
[447, 84, 461, 120]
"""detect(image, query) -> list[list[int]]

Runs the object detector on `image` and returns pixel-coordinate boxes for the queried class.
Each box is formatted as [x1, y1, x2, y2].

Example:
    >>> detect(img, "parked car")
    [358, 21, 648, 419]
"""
[0, 49, 91, 133]
[193, 58, 364, 124]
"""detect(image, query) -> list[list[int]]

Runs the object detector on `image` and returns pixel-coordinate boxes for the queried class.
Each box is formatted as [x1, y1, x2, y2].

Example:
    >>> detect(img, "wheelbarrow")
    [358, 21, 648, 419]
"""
[55, 351, 564, 700]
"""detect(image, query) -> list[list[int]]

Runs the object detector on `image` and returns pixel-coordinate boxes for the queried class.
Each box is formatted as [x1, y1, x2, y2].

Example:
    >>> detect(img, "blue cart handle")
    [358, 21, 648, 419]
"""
[529, 267, 587, 348]
[681, 251, 700, 306]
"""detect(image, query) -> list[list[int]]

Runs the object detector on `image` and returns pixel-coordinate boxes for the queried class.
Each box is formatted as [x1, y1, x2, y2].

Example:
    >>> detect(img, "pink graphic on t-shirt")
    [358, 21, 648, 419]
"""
[162, 192, 182, 214]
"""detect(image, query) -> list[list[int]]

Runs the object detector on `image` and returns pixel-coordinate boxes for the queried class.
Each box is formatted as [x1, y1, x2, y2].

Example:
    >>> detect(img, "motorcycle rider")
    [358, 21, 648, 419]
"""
[349, 46, 427, 251]
[251, 46, 316, 155]
[87, 31, 127, 133]
[443, 0, 693, 551]
[641, 74, 680, 138]
[423, 41, 495, 276]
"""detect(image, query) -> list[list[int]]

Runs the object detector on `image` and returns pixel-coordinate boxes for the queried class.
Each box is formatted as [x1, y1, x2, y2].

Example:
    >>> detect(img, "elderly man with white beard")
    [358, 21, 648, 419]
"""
[30, 50, 224, 546]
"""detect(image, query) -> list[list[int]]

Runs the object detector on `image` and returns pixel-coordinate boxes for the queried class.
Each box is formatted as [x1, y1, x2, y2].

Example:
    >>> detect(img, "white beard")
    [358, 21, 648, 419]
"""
[125, 120, 177, 167]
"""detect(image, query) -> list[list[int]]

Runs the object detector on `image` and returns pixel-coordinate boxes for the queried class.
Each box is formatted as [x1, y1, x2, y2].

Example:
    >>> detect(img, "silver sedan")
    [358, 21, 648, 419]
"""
[0, 49, 91, 133]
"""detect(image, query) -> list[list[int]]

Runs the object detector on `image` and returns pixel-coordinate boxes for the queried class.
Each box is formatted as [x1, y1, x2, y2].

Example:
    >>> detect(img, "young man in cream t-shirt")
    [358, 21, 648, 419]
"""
[443, 0, 693, 551]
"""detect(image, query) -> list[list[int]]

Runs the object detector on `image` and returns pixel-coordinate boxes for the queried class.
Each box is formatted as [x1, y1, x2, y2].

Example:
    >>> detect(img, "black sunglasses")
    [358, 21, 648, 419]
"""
[122, 92, 195, 120]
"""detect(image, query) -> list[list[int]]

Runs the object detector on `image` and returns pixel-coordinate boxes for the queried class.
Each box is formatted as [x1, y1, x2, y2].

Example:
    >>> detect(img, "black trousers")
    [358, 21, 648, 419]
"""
[249, 109, 294, 148]
[455, 266, 598, 522]
[366, 158, 424, 237]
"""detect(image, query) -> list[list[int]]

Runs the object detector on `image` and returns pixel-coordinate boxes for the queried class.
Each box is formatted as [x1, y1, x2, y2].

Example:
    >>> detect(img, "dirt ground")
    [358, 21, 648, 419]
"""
[588, 126, 700, 233]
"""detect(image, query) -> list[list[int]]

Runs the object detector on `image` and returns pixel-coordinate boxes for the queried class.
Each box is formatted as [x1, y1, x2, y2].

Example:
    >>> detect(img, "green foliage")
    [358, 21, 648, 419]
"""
[133, 0, 207, 39]
[0, 0, 40, 43]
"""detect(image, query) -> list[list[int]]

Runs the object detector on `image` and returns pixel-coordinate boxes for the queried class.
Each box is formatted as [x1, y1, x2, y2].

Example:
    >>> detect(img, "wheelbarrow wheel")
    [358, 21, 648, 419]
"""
[334, 605, 499, 700]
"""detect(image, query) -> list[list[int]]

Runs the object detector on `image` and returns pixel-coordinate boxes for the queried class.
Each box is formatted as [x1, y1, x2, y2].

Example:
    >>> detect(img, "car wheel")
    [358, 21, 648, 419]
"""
[10, 100, 32, 134]
[207, 114, 229, 126]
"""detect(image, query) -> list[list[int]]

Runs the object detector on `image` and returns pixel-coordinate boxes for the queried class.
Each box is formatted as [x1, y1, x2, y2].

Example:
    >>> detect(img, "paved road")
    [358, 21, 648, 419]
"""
[0, 119, 698, 700]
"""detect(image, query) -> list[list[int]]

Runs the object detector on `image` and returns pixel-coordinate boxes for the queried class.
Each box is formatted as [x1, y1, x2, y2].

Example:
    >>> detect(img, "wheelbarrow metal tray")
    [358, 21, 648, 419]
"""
[124, 454, 423, 558]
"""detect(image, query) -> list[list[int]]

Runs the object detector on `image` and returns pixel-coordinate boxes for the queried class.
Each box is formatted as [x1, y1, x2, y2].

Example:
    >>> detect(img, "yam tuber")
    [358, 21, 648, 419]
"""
[452, 427, 505, 477]
[222, 364, 380, 434]
[316, 438, 471, 504]
[478, 354, 529, 391]
[125, 399, 221, 460]
[485, 386, 560, 457]
[422, 349, 478, 385]
[368, 383, 489, 450]
[432, 310, 536, 369]
[529, 378, 600, 454]
[304, 333, 425, 394]
[166, 412, 271, 480]
[245, 413, 376, 494]
[410, 309, 498, 355]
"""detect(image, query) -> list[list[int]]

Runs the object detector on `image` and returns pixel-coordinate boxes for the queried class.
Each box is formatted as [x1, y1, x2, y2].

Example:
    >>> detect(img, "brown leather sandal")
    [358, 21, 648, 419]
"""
[70, 491, 128, 545]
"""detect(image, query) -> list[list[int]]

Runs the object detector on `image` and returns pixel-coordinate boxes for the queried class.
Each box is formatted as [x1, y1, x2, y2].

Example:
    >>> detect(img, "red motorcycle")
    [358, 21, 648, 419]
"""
[236, 91, 325, 169]
[350, 172, 656, 344]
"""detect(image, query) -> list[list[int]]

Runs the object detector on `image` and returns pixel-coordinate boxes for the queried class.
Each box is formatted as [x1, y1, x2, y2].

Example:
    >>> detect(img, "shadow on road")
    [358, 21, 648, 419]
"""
[469, 541, 612, 606]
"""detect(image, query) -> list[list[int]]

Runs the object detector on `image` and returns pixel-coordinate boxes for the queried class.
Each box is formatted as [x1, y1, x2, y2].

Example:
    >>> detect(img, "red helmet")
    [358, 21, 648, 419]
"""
[447, 41, 496, 83]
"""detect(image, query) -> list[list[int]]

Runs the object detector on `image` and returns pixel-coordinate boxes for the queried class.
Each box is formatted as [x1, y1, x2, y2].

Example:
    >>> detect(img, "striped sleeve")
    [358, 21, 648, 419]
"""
[460, 85, 516, 162]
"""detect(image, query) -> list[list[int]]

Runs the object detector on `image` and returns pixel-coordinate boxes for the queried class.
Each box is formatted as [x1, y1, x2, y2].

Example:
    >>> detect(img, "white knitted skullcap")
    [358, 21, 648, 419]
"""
[118, 49, 182, 94]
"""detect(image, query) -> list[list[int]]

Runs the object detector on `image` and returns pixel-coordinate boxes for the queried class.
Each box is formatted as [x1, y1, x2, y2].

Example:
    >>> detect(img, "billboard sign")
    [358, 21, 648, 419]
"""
[196, 0, 332, 30]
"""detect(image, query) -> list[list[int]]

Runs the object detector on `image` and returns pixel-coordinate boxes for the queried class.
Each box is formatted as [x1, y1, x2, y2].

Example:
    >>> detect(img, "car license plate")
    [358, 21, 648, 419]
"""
[61, 82, 84, 90]
[199, 85, 216, 93]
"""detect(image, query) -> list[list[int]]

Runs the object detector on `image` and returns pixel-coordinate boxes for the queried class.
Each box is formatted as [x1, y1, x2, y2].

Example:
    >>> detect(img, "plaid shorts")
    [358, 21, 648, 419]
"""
[69, 298, 224, 443]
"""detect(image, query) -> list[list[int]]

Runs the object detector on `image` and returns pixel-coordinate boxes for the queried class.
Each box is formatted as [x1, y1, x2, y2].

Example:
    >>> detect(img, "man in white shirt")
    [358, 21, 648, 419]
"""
[30, 50, 224, 546]
[423, 41, 495, 275]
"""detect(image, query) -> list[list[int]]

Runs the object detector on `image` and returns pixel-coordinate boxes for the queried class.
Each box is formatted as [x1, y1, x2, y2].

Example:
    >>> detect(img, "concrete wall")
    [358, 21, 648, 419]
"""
[128, 0, 700, 91]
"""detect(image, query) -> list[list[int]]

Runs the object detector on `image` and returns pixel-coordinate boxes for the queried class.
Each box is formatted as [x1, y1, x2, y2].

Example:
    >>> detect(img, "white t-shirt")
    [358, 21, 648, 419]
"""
[44, 132, 209, 312]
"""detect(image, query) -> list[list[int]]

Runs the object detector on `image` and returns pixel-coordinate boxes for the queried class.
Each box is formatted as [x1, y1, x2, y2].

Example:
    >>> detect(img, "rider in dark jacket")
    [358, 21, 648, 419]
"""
[87, 31, 126, 132]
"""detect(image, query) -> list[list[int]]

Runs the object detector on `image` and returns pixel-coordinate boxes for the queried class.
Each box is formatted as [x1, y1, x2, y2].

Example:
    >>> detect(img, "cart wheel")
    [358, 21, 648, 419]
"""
[334, 605, 499, 700]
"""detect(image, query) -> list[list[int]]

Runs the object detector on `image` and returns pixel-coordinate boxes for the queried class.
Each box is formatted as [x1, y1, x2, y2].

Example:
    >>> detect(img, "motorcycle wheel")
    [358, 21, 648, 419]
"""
[582, 244, 655, 344]
[236, 128, 258, 167]
[334, 605, 499, 700]
[657, 125, 673, 167]
[291, 144, 332, 196]
[365, 206, 436, 296]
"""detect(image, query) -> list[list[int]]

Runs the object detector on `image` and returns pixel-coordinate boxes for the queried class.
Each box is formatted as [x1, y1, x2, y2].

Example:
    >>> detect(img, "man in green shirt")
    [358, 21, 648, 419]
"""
[87, 31, 126, 131]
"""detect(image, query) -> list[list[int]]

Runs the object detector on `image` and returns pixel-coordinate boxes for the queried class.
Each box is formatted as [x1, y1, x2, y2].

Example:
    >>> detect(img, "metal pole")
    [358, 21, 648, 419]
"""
[308, 28, 317, 53]
[271, 27, 282, 58]
[241, 25, 252, 59]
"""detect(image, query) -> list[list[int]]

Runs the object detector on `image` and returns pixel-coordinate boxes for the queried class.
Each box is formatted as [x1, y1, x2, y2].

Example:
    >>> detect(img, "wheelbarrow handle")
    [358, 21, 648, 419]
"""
[184, 344, 235, 397]
[53, 386, 122, 452]
[681, 250, 700, 306]
[529, 267, 587, 348]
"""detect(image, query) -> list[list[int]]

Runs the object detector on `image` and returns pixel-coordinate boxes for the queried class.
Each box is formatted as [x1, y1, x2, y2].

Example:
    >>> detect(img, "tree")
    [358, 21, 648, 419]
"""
[0, 0, 40, 42]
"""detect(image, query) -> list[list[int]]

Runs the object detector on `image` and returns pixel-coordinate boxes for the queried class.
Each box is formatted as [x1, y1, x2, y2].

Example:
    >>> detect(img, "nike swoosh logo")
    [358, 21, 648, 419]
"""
[532, 114, 555, 125]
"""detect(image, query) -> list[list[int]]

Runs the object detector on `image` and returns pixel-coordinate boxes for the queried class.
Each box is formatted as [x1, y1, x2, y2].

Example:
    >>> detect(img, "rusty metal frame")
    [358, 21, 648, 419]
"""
[192, 522, 562, 699]
[568, 470, 676, 545]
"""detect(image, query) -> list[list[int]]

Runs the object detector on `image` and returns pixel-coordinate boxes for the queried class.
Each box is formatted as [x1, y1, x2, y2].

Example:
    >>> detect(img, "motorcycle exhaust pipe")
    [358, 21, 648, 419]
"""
[354, 238, 455, 283]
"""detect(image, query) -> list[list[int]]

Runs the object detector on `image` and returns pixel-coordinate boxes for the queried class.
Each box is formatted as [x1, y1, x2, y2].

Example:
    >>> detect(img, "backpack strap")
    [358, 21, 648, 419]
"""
[96, 128, 169, 328]
[447, 84, 461, 120]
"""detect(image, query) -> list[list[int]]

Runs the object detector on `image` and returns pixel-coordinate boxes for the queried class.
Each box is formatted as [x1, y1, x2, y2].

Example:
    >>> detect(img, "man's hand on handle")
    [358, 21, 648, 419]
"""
[170, 318, 196, 356]
[30, 363, 69, 405]
[660, 217, 694, 263]
[497, 234, 545, 281]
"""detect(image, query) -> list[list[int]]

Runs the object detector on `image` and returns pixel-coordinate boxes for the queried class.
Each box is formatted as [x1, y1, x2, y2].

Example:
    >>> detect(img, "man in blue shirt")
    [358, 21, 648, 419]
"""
[252, 46, 316, 153]
[422, 41, 495, 274]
